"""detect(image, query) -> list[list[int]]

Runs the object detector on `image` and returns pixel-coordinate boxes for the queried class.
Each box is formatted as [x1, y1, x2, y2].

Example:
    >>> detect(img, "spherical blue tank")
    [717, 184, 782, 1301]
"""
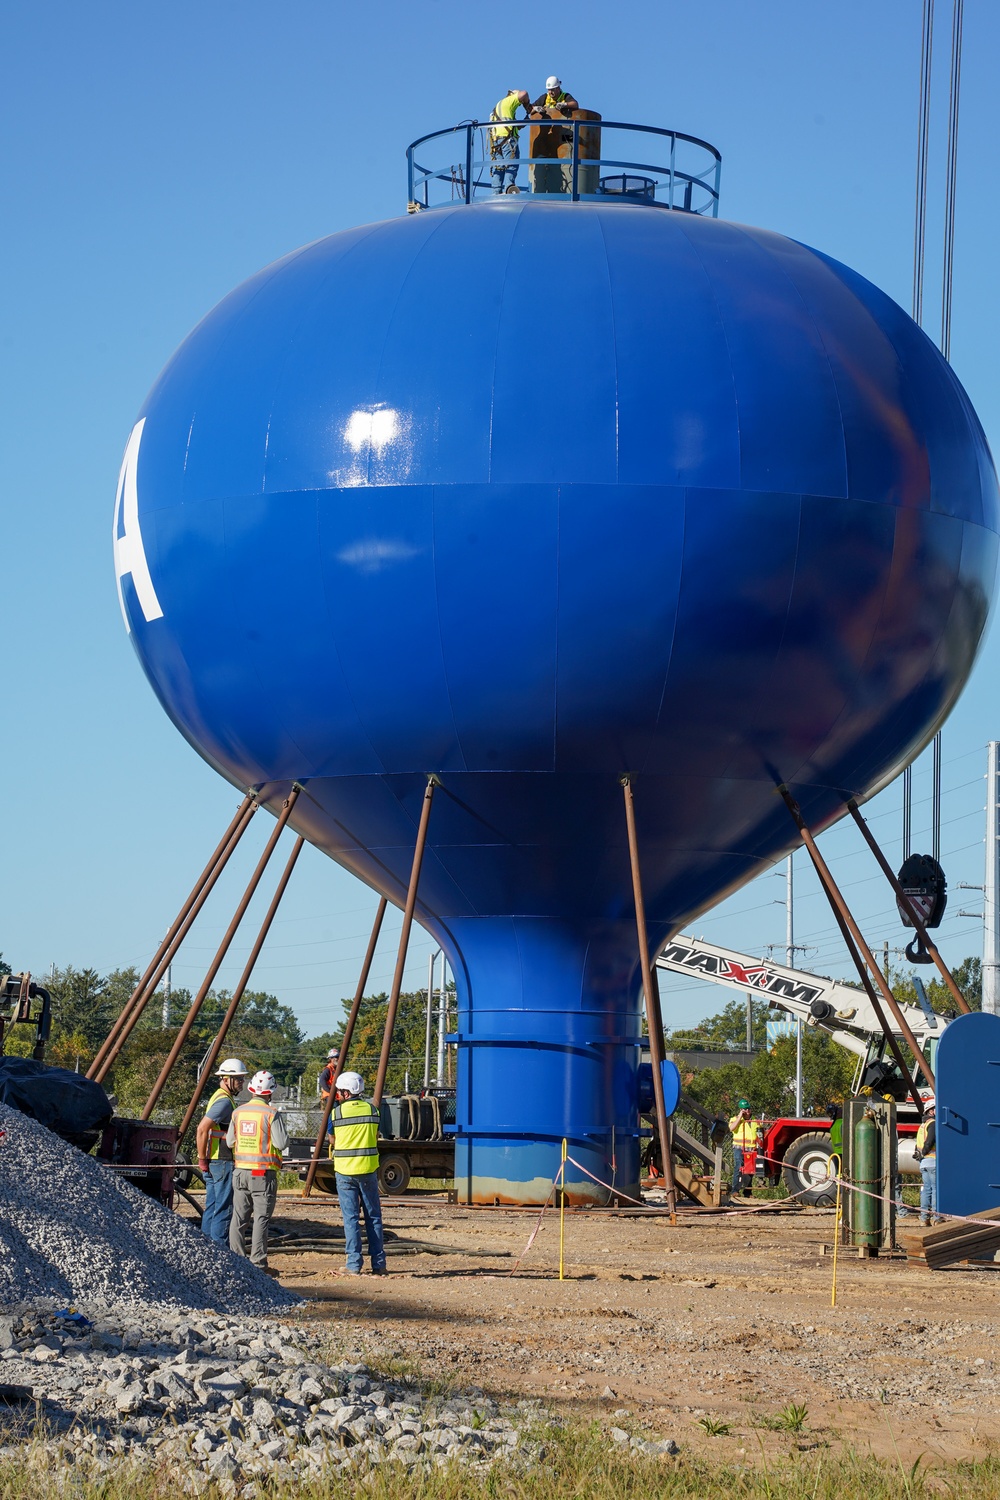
[116, 196, 999, 1204]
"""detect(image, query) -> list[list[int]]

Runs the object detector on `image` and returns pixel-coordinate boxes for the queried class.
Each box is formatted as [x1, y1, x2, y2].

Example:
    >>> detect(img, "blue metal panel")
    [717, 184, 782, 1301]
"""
[118, 198, 1000, 1203]
[935, 1013, 1000, 1219]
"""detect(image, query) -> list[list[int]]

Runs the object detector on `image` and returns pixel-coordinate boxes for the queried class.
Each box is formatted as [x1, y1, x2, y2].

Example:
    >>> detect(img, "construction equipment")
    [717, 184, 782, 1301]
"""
[657, 935, 954, 1204]
[0, 972, 51, 1060]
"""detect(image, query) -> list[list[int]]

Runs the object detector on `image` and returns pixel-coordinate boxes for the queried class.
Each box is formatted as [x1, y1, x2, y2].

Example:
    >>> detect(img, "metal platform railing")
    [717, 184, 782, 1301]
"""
[406, 120, 721, 215]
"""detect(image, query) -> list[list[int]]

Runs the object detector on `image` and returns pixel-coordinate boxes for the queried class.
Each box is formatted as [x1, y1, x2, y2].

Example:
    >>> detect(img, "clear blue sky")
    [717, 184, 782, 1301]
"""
[2, 1, 999, 1038]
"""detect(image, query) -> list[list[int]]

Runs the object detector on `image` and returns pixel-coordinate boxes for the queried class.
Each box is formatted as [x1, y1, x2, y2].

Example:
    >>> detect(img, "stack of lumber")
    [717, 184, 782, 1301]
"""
[898, 1205, 1000, 1268]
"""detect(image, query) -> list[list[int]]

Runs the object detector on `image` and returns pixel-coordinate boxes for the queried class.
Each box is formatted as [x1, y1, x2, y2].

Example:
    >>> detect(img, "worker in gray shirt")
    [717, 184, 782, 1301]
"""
[226, 1069, 289, 1272]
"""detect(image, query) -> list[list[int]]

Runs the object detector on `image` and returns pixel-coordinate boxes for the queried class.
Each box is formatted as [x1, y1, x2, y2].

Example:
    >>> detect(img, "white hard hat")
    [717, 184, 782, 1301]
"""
[335, 1071, 365, 1097]
[248, 1069, 276, 1096]
[217, 1057, 247, 1077]
[326, 1048, 339, 1060]
[546, 75, 561, 90]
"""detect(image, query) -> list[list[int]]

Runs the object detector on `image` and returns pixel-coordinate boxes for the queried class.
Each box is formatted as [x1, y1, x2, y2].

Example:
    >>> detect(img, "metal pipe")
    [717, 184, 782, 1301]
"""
[177, 834, 305, 1143]
[139, 786, 301, 1121]
[787, 855, 803, 1116]
[373, 777, 437, 1107]
[818, 871, 924, 1115]
[847, 798, 971, 1015]
[423, 948, 439, 1088]
[436, 954, 447, 1085]
[92, 795, 260, 1082]
[622, 776, 678, 1220]
[780, 786, 935, 1089]
[302, 894, 388, 1197]
[88, 792, 256, 1078]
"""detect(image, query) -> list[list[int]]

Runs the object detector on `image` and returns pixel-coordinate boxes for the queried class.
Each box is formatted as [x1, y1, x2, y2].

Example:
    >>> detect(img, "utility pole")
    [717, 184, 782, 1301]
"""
[746, 993, 753, 1053]
[435, 956, 447, 1085]
[161, 963, 172, 1028]
[985, 741, 1000, 1015]
[787, 854, 803, 1116]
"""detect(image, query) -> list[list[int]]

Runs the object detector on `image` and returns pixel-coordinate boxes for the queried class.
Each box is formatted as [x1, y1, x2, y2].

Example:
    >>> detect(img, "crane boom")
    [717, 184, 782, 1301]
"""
[656, 935, 943, 1058]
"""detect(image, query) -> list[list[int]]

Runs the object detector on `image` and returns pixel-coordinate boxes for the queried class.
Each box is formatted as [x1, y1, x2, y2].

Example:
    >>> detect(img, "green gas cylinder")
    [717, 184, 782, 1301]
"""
[853, 1110, 880, 1248]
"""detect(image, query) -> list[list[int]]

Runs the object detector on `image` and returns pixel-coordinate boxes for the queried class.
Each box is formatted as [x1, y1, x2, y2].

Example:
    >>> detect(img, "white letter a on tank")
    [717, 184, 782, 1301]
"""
[113, 418, 163, 632]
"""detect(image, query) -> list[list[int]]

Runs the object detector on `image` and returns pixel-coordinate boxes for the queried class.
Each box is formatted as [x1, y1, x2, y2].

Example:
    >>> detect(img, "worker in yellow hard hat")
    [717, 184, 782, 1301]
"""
[489, 88, 531, 195]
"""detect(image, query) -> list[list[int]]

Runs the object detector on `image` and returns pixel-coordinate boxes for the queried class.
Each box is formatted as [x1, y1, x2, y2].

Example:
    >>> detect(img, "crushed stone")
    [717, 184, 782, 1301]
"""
[0, 1302, 597, 1488]
[0, 1102, 298, 1315]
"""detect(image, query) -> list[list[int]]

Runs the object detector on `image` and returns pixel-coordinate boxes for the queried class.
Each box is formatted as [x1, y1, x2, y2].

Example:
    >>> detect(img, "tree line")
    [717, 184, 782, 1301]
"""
[0, 952, 452, 1127]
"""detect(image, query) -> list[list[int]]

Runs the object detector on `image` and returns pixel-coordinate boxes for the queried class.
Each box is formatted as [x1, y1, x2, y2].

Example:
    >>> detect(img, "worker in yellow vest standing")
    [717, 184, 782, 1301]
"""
[327, 1071, 387, 1275]
[915, 1091, 937, 1226]
[489, 88, 530, 195]
[227, 1069, 288, 1273]
[729, 1098, 757, 1195]
[195, 1057, 248, 1244]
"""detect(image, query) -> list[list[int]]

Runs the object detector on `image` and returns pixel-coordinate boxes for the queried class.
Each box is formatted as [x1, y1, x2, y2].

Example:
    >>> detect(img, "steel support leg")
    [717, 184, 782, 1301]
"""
[178, 835, 305, 1143]
[622, 776, 678, 1221]
[302, 895, 388, 1197]
[780, 786, 935, 1091]
[91, 794, 259, 1082]
[847, 799, 971, 1015]
[140, 786, 301, 1121]
[373, 778, 437, 1107]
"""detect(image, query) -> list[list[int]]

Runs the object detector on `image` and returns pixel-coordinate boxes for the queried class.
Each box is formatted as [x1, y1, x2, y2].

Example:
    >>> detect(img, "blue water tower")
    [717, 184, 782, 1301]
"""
[115, 121, 998, 1204]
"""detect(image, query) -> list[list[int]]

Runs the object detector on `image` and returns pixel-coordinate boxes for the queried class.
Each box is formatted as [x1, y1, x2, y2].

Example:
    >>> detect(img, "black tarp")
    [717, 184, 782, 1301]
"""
[0, 1057, 112, 1146]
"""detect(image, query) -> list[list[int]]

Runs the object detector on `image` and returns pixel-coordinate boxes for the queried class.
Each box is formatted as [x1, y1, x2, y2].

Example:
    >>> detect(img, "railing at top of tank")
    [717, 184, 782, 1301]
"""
[406, 120, 721, 215]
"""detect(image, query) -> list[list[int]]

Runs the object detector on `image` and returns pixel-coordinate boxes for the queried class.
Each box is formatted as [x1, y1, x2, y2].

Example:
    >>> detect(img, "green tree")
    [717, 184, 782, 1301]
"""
[668, 997, 768, 1052]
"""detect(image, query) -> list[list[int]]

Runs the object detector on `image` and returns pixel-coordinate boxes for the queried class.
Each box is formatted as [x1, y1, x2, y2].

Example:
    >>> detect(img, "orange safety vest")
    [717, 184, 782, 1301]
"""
[232, 1097, 282, 1174]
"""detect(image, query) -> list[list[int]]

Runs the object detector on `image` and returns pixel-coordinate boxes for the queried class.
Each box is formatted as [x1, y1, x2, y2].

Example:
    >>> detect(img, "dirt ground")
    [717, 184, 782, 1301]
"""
[195, 1191, 1000, 1468]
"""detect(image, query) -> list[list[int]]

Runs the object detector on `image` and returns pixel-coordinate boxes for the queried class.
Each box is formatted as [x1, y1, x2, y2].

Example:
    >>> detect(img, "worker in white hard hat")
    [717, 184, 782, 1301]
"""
[226, 1069, 289, 1272]
[915, 1092, 937, 1226]
[327, 1071, 387, 1275]
[529, 77, 580, 194]
[318, 1046, 341, 1104]
[195, 1058, 248, 1245]
[489, 88, 531, 195]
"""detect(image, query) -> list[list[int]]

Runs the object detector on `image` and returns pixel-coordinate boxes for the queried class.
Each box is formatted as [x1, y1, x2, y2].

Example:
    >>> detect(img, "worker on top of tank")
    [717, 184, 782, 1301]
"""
[915, 1091, 937, 1226]
[195, 1057, 247, 1245]
[531, 76, 579, 114]
[227, 1069, 288, 1274]
[318, 1047, 340, 1103]
[489, 89, 530, 195]
[528, 77, 580, 195]
[728, 1098, 757, 1194]
[327, 1071, 387, 1276]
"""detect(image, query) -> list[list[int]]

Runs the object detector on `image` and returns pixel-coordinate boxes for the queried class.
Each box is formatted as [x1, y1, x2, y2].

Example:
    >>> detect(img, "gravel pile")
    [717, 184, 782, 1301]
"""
[0, 1301, 571, 1488]
[0, 1102, 298, 1315]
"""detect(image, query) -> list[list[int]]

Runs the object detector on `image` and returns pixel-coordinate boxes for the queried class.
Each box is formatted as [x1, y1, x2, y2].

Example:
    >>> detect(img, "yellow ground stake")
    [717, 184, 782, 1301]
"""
[559, 1138, 567, 1281]
[831, 1153, 842, 1308]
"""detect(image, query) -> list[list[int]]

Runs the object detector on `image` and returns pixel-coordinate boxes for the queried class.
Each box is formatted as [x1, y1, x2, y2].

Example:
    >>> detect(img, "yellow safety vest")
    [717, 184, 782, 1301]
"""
[491, 92, 523, 141]
[916, 1120, 935, 1157]
[204, 1086, 233, 1162]
[545, 90, 570, 108]
[329, 1097, 381, 1175]
[729, 1113, 757, 1149]
[232, 1098, 282, 1173]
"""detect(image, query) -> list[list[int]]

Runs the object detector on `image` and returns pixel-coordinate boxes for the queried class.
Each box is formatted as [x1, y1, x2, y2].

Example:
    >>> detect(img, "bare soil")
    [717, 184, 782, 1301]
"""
[201, 1193, 1000, 1467]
